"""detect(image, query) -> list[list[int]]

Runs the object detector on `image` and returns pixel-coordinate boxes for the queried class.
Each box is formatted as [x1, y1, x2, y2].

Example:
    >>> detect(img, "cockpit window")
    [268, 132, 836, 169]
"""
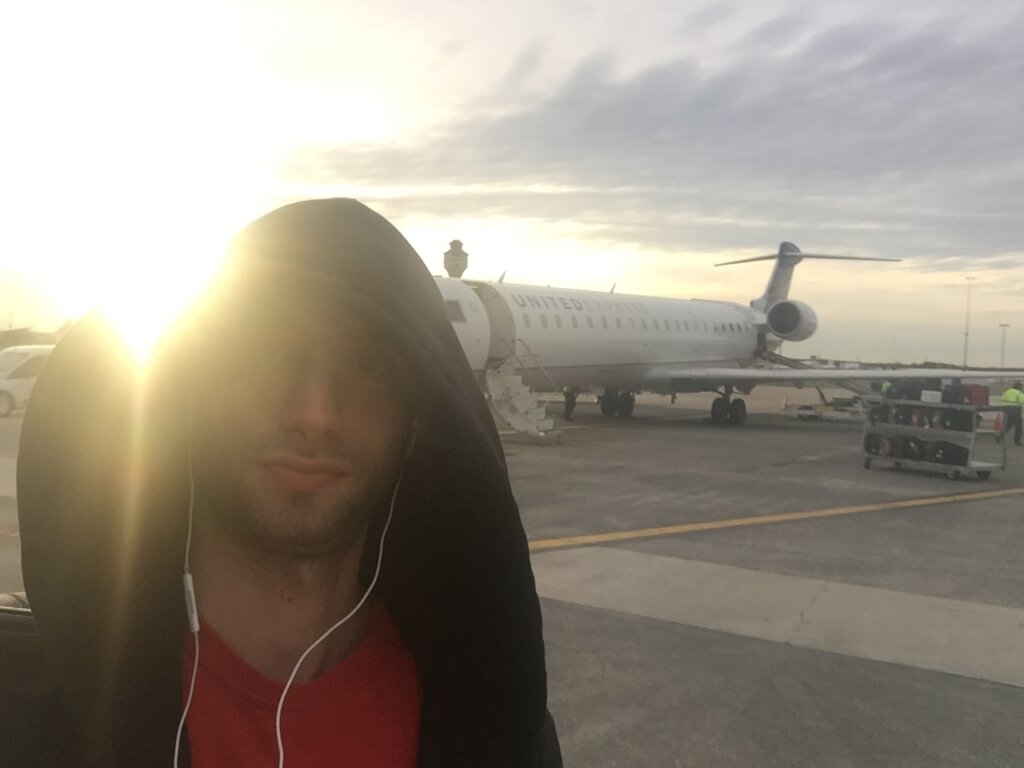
[445, 301, 467, 323]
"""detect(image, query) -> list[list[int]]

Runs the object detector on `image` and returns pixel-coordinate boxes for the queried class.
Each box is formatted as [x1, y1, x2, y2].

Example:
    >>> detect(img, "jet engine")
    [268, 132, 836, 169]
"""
[766, 300, 817, 341]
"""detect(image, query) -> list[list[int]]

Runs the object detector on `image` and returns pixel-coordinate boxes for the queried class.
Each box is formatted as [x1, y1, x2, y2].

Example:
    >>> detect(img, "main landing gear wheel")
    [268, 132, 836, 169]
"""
[616, 392, 636, 418]
[600, 389, 636, 417]
[600, 389, 619, 417]
[711, 397, 728, 424]
[728, 398, 747, 426]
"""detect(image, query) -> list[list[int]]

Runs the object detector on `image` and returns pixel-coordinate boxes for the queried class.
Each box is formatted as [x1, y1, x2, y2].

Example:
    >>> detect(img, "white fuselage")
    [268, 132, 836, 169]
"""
[437, 278, 762, 394]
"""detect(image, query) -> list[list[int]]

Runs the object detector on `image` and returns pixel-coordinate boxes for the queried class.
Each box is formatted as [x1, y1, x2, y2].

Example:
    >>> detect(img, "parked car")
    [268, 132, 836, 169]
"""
[0, 345, 54, 417]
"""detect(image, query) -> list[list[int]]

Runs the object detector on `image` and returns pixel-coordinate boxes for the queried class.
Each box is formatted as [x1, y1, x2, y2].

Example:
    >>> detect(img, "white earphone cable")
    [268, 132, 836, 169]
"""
[273, 460, 405, 768]
[174, 428, 201, 768]
[176, 417, 417, 768]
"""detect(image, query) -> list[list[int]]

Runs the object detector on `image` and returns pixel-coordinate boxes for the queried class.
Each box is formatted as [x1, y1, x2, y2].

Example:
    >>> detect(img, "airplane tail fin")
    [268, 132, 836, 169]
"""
[716, 242, 898, 312]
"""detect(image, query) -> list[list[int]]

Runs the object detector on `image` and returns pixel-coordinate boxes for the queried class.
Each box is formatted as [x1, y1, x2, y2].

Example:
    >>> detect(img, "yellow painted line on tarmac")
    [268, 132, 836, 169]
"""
[528, 486, 1024, 552]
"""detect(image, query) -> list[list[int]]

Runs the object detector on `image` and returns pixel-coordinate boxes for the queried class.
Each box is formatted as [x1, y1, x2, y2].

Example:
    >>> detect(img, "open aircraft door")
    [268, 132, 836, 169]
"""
[435, 278, 492, 373]
[466, 281, 518, 366]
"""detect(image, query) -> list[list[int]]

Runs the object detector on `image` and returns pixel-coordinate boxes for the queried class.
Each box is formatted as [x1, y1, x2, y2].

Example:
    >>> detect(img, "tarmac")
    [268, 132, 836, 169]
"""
[511, 388, 1024, 767]
[2, 386, 1023, 766]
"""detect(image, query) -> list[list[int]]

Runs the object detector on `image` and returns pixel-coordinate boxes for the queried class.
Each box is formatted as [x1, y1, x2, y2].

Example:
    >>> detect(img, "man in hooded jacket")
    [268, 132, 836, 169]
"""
[0, 199, 562, 767]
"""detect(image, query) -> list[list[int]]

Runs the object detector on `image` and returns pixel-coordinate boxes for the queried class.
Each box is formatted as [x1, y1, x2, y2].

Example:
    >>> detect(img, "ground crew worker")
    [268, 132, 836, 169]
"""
[1001, 381, 1024, 446]
[563, 386, 578, 421]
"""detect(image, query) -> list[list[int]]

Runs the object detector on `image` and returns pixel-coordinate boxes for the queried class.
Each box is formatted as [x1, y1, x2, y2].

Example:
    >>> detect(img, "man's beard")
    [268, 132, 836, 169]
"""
[194, 446, 400, 562]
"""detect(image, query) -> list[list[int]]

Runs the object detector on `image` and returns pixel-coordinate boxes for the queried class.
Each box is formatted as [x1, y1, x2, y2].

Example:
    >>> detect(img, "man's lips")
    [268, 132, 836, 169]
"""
[260, 456, 350, 492]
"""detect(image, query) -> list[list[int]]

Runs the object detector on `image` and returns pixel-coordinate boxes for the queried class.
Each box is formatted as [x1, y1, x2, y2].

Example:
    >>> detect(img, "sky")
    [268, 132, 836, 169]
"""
[1, 0, 1022, 365]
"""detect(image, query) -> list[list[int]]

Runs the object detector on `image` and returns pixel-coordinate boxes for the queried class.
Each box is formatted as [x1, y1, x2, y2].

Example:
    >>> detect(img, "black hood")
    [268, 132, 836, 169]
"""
[17, 199, 551, 766]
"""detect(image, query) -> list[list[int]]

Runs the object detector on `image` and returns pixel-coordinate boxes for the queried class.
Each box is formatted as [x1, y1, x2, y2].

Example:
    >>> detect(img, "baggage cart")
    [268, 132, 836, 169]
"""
[862, 398, 1012, 480]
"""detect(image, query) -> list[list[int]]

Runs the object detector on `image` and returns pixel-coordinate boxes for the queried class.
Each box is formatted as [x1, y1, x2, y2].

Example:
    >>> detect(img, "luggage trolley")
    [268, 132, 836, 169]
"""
[862, 398, 1011, 480]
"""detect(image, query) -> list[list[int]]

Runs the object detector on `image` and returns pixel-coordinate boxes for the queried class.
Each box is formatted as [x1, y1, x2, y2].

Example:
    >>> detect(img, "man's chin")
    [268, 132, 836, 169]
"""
[234, 485, 374, 559]
[236, 514, 367, 561]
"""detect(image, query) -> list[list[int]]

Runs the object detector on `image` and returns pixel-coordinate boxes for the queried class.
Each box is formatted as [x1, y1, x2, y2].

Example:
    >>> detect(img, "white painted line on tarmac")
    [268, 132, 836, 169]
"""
[498, 414, 692, 436]
[532, 546, 1024, 689]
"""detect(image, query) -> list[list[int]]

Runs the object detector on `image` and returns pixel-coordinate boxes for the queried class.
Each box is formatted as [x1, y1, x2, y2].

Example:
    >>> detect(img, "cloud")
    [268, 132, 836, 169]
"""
[682, 3, 736, 32]
[735, 12, 810, 52]
[495, 38, 547, 95]
[292, 11, 1024, 266]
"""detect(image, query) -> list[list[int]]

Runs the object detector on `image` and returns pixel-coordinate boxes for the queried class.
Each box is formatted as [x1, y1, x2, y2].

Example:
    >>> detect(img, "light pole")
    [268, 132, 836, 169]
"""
[1000, 323, 1010, 369]
[962, 277, 975, 369]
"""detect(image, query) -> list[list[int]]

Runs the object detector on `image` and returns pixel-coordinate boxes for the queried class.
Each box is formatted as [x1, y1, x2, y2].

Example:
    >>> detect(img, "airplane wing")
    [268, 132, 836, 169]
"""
[647, 367, 1024, 387]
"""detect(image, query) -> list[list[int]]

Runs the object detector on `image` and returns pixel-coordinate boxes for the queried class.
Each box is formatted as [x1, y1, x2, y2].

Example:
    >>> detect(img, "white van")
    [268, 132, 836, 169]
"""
[0, 345, 54, 417]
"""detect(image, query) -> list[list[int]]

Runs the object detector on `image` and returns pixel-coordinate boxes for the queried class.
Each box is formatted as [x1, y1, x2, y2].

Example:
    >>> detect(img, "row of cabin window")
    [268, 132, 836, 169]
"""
[522, 313, 751, 334]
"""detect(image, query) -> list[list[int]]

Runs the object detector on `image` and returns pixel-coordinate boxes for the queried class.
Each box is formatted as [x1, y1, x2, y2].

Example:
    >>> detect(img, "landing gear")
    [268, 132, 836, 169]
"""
[617, 392, 636, 417]
[600, 389, 618, 417]
[600, 389, 636, 417]
[728, 398, 747, 426]
[711, 397, 729, 424]
[710, 386, 747, 426]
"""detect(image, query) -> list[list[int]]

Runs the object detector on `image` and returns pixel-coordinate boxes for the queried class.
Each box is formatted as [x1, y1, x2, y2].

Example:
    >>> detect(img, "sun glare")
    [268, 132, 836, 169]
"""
[9, 145, 269, 363]
[28, 210, 232, 364]
[2, 1, 445, 363]
[99, 248, 227, 365]
[1, 3, 294, 363]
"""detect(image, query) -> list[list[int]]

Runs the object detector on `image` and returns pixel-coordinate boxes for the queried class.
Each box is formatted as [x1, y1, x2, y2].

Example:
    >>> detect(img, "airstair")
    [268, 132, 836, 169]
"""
[484, 358, 560, 439]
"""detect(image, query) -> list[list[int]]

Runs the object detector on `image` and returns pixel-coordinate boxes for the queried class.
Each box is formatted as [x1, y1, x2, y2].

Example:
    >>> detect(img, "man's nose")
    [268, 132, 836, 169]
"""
[285, 358, 344, 440]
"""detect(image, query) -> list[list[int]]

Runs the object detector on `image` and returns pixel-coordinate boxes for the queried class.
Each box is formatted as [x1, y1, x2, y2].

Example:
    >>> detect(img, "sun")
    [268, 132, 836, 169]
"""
[15, 186, 247, 363]
[5, 104, 284, 362]
[98, 243, 228, 364]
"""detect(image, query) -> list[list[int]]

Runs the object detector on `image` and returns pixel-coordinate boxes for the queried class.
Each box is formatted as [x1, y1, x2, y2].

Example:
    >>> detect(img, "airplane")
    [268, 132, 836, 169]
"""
[434, 243, 1023, 434]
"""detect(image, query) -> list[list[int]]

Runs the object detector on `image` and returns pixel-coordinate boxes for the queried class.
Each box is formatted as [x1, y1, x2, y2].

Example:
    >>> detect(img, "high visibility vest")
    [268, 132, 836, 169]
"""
[1002, 388, 1024, 410]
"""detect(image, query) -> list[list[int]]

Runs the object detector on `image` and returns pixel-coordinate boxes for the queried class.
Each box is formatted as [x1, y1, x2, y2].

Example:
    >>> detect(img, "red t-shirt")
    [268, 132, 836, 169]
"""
[184, 601, 421, 767]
